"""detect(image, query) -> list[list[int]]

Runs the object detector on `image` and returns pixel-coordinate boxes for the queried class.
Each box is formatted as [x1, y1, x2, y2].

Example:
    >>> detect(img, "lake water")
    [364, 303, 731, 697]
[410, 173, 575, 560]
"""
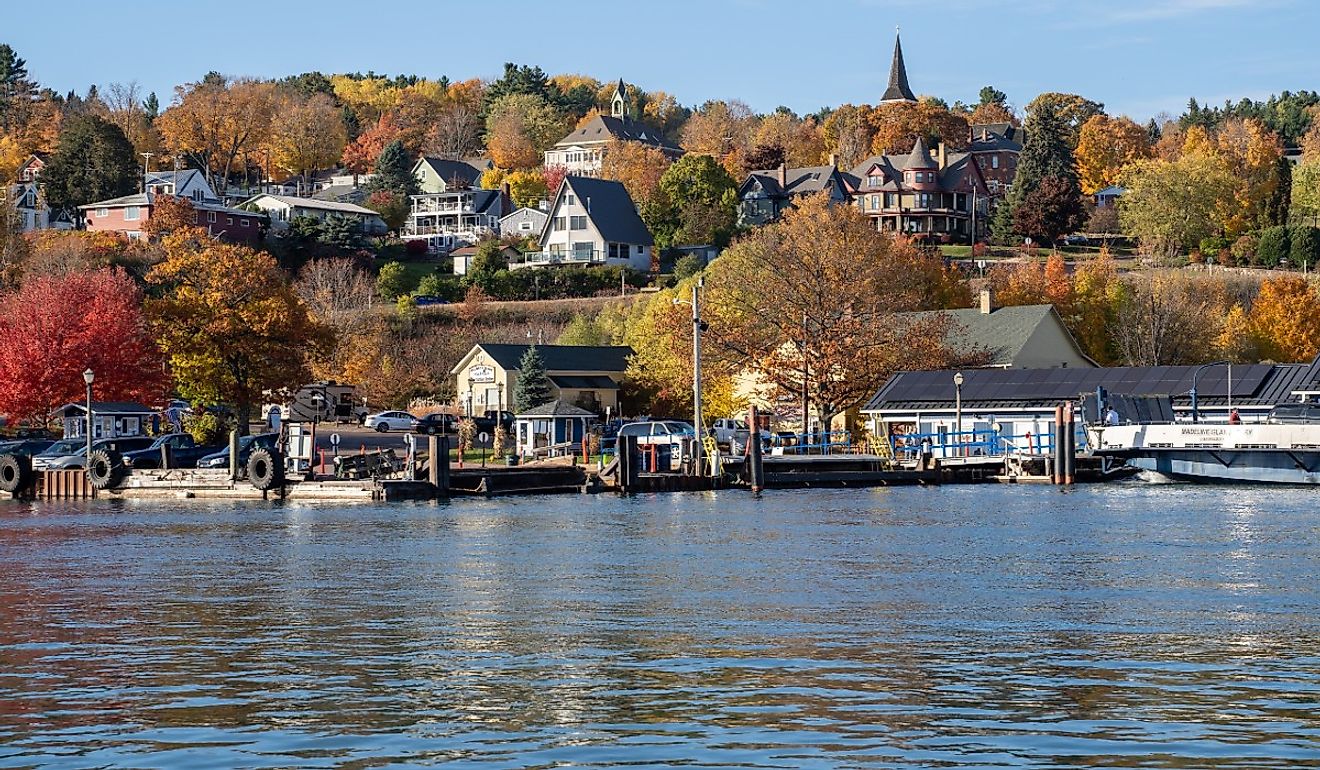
[3, 485, 1320, 768]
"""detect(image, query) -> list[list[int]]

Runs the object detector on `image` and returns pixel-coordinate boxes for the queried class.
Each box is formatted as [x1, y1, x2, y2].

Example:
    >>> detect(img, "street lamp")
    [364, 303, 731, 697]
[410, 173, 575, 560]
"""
[1189, 360, 1231, 424]
[953, 371, 964, 457]
[673, 277, 708, 475]
[82, 369, 94, 462]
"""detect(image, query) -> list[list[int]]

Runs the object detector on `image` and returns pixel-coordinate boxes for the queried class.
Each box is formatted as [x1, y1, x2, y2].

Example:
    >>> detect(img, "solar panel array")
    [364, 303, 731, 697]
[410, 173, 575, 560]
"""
[870, 364, 1275, 409]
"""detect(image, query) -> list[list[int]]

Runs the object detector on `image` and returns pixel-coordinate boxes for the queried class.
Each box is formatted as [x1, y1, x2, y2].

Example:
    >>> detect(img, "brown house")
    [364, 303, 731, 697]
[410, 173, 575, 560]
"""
[847, 137, 991, 242]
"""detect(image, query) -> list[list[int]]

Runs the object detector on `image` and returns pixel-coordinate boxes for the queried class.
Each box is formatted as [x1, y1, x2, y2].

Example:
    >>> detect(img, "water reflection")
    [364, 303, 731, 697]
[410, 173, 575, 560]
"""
[3, 486, 1320, 767]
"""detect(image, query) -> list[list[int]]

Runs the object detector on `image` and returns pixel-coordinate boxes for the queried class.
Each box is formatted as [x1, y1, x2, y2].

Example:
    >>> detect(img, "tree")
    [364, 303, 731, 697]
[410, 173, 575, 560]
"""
[751, 112, 825, 168]
[512, 345, 553, 412]
[0, 269, 167, 425]
[1012, 176, 1086, 245]
[1293, 160, 1320, 225]
[680, 99, 757, 174]
[375, 260, 409, 300]
[145, 232, 332, 430]
[1113, 272, 1219, 366]
[599, 139, 670, 209]
[1290, 226, 1320, 269]
[294, 257, 376, 323]
[1257, 226, 1290, 266]
[463, 239, 510, 291]
[143, 195, 198, 240]
[39, 114, 138, 211]
[1118, 155, 1238, 258]
[1025, 92, 1105, 147]
[424, 78, 485, 159]
[99, 81, 162, 160]
[821, 104, 875, 170]
[485, 93, 570, 169]
[741, 143, 786, 174]
[868, 100, 970, 155]
[673, 254, 705, 280]
[1250, 275, 1320, 362]
[156, 77, 277, 195]
[556, 313, 612, 346]
[267, 92, 347, 184]
[0, 45, 36, 133]
[1075, 115, 1152, 195]
[341, 113, 402, 173]
[366, 139, 419, 197]
[1215, 117, 1285, 233]
[656, 154, 738, 249]
[365, 190, 409, 231]
[505, 169, 548, 209]
[700, 194, 970, 429]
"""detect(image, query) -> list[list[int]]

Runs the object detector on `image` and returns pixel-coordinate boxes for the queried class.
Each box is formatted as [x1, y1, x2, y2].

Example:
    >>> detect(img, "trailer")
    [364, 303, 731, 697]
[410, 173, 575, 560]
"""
[264, 382, 364, 425]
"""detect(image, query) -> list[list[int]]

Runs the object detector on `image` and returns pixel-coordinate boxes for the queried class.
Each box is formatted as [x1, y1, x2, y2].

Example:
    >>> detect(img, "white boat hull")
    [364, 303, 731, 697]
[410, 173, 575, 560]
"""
[1089, 423, 1320, 485]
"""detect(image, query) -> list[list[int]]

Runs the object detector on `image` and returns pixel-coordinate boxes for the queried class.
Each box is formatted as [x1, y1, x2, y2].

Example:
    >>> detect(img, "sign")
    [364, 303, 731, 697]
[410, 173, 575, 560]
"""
[470, 365, 496, 384]
[478, 431, 490, 444]
[329, 432, 341, 447]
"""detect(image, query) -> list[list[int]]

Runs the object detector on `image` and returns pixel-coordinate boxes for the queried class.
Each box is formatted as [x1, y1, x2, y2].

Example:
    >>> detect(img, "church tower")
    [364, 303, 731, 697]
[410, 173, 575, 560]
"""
[880, 30, 917, 104]
[611, 79, 629, 120]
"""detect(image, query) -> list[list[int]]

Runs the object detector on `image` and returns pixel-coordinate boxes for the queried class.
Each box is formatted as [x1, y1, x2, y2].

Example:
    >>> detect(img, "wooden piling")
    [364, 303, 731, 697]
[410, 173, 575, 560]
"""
[749, 405, 765, 494]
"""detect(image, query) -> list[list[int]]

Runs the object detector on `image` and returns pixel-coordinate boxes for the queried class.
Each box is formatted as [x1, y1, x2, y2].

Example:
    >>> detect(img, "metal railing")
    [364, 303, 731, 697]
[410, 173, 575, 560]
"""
[516, 250, 605, 266]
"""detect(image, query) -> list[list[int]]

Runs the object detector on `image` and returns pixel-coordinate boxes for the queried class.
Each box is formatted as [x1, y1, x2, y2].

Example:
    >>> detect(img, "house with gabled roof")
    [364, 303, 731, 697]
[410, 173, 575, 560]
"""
[847, 136, 991, 242]
[451, 343, 634, 416]
[544, 80, 683, 176]
[736, 162, 851, 226]
[240, 193, 387, 234]
[522, 175, 653, 271]
[401, 188, 504, 255]
[412, 156, 491, 194]
[80, 192, 264, 242]
[144, 169, 216, 203]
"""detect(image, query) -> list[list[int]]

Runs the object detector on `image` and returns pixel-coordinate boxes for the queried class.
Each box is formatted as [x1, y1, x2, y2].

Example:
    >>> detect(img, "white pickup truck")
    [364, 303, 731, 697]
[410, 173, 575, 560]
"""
[711, 418, 755, 453]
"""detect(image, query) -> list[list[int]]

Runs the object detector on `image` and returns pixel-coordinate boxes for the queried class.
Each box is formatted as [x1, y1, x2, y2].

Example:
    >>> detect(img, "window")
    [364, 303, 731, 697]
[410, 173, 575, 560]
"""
[207, 211, 217, 223]
[553, 217, 566, 231]
[226, 216, 233, 225]
[519, 221, 532, 231]
[123, 206, 140, 221]
[885, 193, 896, 208]
[240, 218, 249, 227]
[608, 243, 620, 259]
[566, 194, 575, 206]
[868, 174, 883, 187]
[96, 208, 108, 218]
[991, 155, 1000, 169]
[869, 195, 879, 210]
[570, 215, 587, 230]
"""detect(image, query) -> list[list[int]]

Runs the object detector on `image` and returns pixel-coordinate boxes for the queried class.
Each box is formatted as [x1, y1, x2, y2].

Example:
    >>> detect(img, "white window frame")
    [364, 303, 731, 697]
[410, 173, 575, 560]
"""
[96, 208, 109, 218]
[207, 211, 217, 223]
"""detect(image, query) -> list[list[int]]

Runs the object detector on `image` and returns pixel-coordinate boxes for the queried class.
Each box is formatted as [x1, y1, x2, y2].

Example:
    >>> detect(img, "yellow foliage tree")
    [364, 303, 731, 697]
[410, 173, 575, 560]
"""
[1249, 276, 1320, 362]
[267, 92, 347, 183]
[599, 139, 671, 209]
[157, 77, 277, 195]
[330, 75, 400, 125]
[1075, 114, 1151, 195]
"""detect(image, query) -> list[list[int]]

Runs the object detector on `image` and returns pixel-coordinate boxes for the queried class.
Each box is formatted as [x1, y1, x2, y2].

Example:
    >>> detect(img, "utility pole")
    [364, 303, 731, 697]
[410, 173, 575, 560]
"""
[692, 277, 704, 476]
[801, 311, 810, 450]
[140, 152, 154, 193]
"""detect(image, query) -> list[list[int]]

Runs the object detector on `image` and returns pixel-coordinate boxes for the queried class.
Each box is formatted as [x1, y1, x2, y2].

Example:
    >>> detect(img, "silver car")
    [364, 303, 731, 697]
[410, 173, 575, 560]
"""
[363, 411, 418, 433]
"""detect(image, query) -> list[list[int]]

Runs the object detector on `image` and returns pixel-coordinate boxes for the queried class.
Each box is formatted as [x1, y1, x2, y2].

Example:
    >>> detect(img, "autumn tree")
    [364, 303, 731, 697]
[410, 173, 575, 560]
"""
[1070, 251, 1126, 364]
[505, 169, 549, 209]
[39, 114, 139, 211]
[1294, 159, 1320, 224]
[157, 76, 277, 194]
[294, 257, 376, 324]
[702, 194, 969, 429]
[1215, 117, 1286, 233]
[680, 99, 758, 175]
[599, 139, 670, 209]
[143, 195, 199, 240]
[868, 99, 970, 155]
[651, 154, 739, 249]
[1025, 92, 1105, 147]
[968, 87, 1016, 126]
[0, 269, 167, 425]
[1114, 272, 1220, 365]
[1247, 276, 1320, 362]
[1118, 154, 1237, 257]
[1075, 114, 1152, 194]
[485, 93, 569, 169]
[1003, 103, 1085, 244]
[821, 104, 876, 170]
[98, 81, 162, 160]
[267, 92, 347, 185]
[752, 111, 826, 168]
[1014, 177, 1087, 245]
[145, 232, 332, 430]
[424, 78, 485, 159]
[342, 113, 403, 173]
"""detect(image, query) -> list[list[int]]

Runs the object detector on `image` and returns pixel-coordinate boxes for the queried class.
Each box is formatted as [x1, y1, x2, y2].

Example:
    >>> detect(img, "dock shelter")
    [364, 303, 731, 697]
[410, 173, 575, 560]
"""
[863, 357, 1320, 455]
[515, 400, 595, 458]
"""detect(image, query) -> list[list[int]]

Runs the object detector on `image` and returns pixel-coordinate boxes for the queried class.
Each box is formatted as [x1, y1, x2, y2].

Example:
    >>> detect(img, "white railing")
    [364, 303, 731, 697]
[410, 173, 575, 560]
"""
[516, 250, 605, 266]
[403, 224, 493, 239]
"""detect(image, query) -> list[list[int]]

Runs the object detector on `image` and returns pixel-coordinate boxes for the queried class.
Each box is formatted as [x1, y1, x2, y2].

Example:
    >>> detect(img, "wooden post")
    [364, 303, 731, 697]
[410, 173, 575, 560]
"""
[229, 430, 239, 481]
[1052, 405, 1064, 485]
[748, 405, 764, 494]
[1063, 403, 1076, 484]
[160, 443, 172, 470]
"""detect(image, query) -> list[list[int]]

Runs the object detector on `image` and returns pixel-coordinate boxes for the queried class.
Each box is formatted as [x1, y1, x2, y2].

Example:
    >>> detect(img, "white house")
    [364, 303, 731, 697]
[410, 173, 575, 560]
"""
[8, 153, 74, 232]
[240, 194, 388, 234]
[412, 157, 490, 194]
[401, 189, 504, 254]
[522, 176, 653, 271]
[145, 169, 216, 203]
[543, 80, 682, 176]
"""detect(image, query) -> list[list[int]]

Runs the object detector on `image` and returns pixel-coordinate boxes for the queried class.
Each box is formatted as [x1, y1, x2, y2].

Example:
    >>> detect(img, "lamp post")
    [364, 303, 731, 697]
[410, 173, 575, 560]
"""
[673, 278, 708, 475]
[953, 371, 964, 457]
[82, 369, 94, 462]
[1189, 360, 1231, 424]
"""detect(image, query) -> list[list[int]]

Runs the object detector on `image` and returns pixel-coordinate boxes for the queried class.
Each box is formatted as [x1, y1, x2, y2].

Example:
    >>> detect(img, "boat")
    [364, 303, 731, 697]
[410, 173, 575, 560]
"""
[1087, 411, 1320, 485]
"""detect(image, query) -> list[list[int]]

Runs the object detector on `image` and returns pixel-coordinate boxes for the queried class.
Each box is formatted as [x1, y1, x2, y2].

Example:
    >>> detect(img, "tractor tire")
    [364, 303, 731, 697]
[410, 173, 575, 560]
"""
[0, 453, 33, 494]
[248, 447, 284, 491]
[87, 449, 125, 490]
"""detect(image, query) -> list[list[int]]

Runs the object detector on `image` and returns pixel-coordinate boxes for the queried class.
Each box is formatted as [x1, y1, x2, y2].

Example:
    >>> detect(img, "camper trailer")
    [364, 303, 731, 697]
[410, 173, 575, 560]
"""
[264, 382, 364, 425]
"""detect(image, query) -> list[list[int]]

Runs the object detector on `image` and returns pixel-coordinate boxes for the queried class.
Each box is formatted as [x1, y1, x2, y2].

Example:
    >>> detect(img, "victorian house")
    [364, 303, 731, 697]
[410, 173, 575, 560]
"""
[543, 80, 683, 176]
[736, 162, 852, 226]
[848, 137, 991, 243]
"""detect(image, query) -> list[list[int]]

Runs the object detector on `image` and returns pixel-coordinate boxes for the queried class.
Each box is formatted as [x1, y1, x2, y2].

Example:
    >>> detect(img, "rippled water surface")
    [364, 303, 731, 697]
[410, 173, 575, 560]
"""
[3, 485, 1320, 768]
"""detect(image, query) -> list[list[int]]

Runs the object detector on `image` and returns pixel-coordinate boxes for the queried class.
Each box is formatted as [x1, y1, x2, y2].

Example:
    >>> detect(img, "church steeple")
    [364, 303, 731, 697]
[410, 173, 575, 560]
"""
[611, 79, 629, 119]
[880, 29, 917, 104]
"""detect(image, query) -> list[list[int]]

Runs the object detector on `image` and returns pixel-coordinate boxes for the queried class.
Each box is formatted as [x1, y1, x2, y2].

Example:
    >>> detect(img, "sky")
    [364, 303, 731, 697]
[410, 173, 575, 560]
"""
[6, 0, 1318, 123]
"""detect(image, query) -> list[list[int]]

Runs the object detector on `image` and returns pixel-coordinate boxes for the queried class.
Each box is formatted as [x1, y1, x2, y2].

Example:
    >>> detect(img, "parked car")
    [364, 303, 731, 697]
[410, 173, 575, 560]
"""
[1267, 403, 1320, 424]
[412, 295, 448, 307]
[364, 411, 418, 433]
[37, 436, 156, 470]
[416, 413, 458, 435]
[471, 410, 515, 434]
[0, 438, 56, 457]
[617, 420, 697, 461]
[1063, 234, 1090, 247]
[196, 433, 279, 469]
[122, 433, 223, 469]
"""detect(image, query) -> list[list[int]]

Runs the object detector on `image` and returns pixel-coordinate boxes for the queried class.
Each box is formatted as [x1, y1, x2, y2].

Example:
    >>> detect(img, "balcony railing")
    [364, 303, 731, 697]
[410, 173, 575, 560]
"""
[402, 224, 494, 239]
[410, 197, 481, 214]
[515, 249, 605, 267]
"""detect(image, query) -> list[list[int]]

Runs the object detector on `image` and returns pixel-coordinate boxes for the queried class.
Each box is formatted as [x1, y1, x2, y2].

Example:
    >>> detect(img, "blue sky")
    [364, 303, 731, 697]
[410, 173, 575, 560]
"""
[6, 0, 1316, 122]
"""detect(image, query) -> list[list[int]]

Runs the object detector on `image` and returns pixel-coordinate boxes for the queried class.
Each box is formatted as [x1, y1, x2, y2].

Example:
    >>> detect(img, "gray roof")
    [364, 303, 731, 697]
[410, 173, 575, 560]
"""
[741, 165, 844, 199]
[61, 401, 155, 416]
[865, 361, 1315, 413]
[79, 192, 151, 209]
[244, 194, 381, 217]
[903, 305, 1093, 368]
[561, 176, 654, 246]
[848, 146, 985, 194]
[904, 136, 938, 169]
[881, 33, 917, 103]
[969, 130, 1023, 154]
[517, 399, 599, 418]
[145, 169, 205, 188]
[311, 184, 367, 203]
[1095, 185, 1126, 197]
[416, 157, 486, 188]
[553, 114, 681, 152]
[550, 375, 619, 389]
[971, 123, 1025, 144]
[501, 206, 549, 224]
[472, 344, 633, 373]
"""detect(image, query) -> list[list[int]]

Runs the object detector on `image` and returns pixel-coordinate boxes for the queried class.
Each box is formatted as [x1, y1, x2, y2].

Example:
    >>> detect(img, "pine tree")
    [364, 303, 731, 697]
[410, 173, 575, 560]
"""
[1003, 103, 1085, 245]
[366, 139, 420, 197]
[40, 115, 139, 211]
[513, 345, 553, 412]
[0, 44, 36, 132]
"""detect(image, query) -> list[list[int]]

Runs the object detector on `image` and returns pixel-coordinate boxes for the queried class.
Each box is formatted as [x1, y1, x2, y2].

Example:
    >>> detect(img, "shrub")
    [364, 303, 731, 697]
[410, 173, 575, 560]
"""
[375, 260, 409, 300]
[1289, 226, 1320, 269]
[1198, 236, 1231, 259]
[403, 239, 429, 257]
[1257, 226, 1290, 267]
[673, 254, 705, 280]
[1230, 234, 1257, 266]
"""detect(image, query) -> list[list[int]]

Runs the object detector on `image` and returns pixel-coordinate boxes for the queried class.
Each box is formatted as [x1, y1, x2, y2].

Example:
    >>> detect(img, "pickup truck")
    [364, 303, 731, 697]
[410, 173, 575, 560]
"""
[122, 434, 223, 469]
[712, 418, 750, 445]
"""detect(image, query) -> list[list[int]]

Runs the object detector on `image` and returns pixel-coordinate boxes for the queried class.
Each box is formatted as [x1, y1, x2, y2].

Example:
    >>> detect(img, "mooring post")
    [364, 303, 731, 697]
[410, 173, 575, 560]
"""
[229, 430, 239, 481]
[1064, 403, 1076, 484]
[1052, 405, 1064, 485]
[748, 405, 764, 494]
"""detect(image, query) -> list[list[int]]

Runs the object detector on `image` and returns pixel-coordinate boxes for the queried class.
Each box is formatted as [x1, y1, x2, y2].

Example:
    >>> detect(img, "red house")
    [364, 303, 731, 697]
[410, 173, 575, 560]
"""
[78, 193, 264, 243]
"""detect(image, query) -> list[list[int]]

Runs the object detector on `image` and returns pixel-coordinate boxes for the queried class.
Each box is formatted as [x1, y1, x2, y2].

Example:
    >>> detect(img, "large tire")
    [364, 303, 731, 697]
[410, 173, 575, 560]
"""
[87, 449, 125, 490]
[0, 453, 32, 494]
[248, 447, 284, 491]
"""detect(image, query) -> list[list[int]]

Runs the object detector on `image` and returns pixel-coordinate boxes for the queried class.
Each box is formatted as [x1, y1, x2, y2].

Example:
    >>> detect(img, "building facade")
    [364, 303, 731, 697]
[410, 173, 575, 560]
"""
[80, 193, 263, 242]
[450, 343, 634, 417]
[525, 176, 653, 271]
[401, 189, 504, 255]
[543, 80, 683, 175]
[848, 137, 991, 242]
[737, 162, 852, 226]
[240, 194, 388, 234]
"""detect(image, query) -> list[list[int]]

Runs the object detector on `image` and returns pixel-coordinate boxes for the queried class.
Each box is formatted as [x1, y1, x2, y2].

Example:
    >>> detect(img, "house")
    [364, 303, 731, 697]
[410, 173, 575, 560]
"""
[60, 402, 157, 440]
[903, 292, 1096, 370]
[401, 189, 504, 255]
[514, 400, 597, 458]
[879, 31, 918, 104]
[1094, 186, 1126, 208]
[522, 176, 653, 271]
[847, 137, 991, 242]
[144, 169, 216, 203]
[737, 162, 852, 226]
[449, 243, 522, 276]
[412, 157, 490, 194]
[500, 206, 550, 238]
[543, 80, 683, 175]
[862, 357, 1320, 454]
[80, 192, 264, 242]
[968, 124, 1023, 194]
[8, 153, 74, 232]
[240, 194, 387, 234]
[451, 343, 634, 417]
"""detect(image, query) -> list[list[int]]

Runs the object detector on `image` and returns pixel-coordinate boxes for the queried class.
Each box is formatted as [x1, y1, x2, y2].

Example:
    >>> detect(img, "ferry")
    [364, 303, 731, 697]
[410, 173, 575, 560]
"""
[1087, 402, 1320, 484]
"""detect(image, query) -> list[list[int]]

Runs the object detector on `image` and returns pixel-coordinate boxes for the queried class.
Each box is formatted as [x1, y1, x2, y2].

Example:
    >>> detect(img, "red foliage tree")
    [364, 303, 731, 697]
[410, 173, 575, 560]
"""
[341, 113, 402, 173]
[0, 269, 168, 425]
[541, 164, 568, 197]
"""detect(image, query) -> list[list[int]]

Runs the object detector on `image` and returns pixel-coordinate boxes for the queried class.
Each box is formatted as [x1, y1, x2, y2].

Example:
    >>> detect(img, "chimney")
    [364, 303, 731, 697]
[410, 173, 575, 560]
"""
[500, 182, 512, 215]
[980, 289, 994, 315]
[937, 142, 947, 170]
[777, 161, 787, 188]
[828, 153, 838, 169]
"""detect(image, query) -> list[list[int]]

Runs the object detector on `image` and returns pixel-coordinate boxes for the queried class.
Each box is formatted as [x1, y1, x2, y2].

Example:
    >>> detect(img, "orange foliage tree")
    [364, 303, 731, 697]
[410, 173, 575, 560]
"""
[1075, 114, 1151, 195]
[599, 139, 671, 209]
[868, 100, 970, 155]
[1249, 276, 1320, 362]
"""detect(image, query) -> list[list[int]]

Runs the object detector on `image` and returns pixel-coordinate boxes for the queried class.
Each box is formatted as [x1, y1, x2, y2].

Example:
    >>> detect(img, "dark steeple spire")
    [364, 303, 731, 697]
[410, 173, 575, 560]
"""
[881, 29, 917, 104]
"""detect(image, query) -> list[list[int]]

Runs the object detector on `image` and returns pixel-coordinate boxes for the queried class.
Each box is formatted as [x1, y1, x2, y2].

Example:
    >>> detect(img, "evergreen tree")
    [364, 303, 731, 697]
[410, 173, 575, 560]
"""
[1263, 155, 1292, 228]
[1002, 103, 1085, 244]
[513, 345, 553, 412]
[40, 115, 139, 212]
[143, 91, 159, 120]
[366, 139, 419, 197]
[0, 44, 36, 132]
